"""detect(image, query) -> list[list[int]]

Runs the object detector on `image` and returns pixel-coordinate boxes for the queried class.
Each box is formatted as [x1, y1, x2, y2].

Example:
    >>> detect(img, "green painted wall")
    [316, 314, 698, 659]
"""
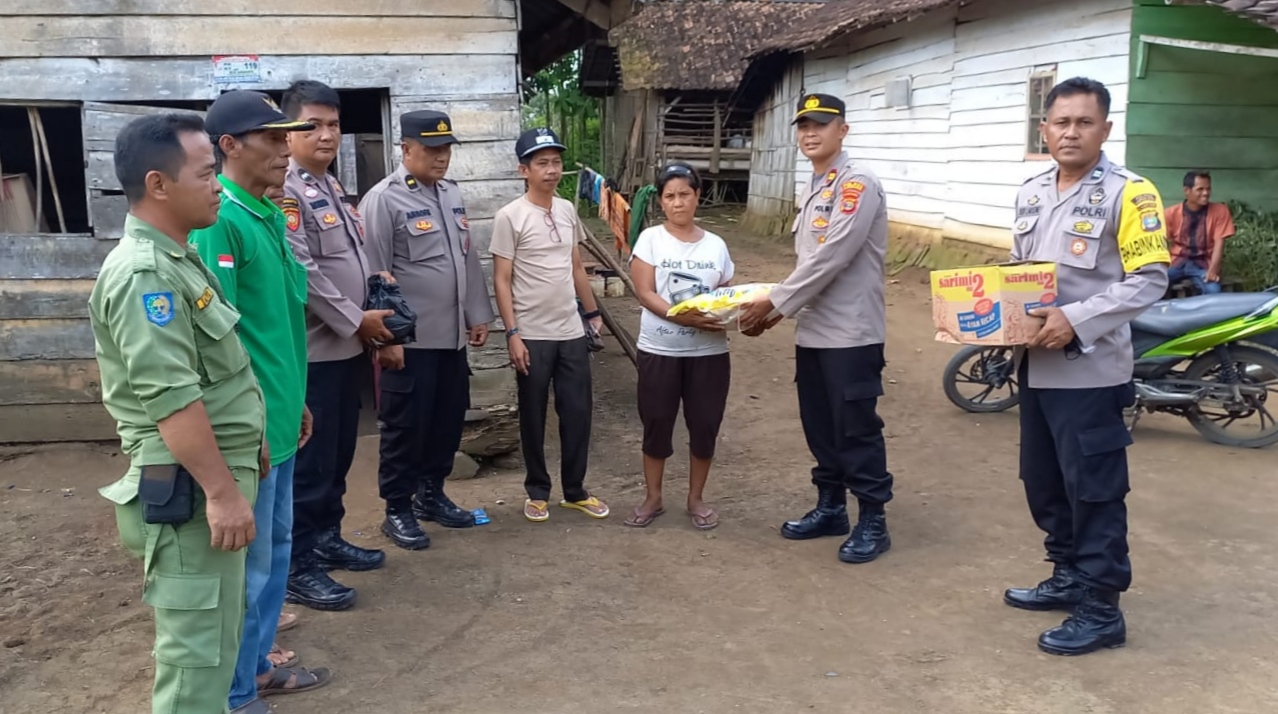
[1128, 0, 1278, 211]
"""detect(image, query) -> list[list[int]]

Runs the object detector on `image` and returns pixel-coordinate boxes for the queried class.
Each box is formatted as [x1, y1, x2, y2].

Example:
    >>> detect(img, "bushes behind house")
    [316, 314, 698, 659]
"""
[1223, 201, 1278, 292]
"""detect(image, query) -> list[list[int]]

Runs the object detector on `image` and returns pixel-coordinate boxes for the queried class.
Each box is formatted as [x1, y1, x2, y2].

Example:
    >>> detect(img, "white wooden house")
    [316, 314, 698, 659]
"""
[735, 0, 1278, 248]
[0, 0, 629, 442]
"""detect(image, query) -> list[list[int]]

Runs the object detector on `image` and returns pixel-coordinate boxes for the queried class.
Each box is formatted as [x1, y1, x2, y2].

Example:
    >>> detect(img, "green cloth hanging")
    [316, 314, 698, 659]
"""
[628, 184, 658, 250]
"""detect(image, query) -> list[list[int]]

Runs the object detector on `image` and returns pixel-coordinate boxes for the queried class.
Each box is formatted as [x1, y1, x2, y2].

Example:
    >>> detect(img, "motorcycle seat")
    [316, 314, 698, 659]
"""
[1132, 293, 1277, 337]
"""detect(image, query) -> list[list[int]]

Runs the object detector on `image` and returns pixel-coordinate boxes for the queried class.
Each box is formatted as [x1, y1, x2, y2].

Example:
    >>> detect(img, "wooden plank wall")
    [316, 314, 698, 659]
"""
[744, 59, 803, 235]
[1127, 0, 1278, 212]
[0, 0, 523, 441]
[781, 0, 1131, 250]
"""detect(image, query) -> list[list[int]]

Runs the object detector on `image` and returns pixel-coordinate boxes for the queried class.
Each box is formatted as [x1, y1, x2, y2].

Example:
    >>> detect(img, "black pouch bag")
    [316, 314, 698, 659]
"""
[365, 275, 418, 345]
[139, 465, 195, 525]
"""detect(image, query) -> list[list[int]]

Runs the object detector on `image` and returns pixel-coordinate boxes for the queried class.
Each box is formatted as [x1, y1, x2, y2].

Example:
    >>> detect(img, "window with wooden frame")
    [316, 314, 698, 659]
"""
[1026, 67, 1057, 158]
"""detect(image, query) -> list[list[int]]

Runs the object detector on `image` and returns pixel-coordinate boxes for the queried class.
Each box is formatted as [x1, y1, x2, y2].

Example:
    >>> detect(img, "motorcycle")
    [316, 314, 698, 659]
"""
[941, 290, 1278, 448]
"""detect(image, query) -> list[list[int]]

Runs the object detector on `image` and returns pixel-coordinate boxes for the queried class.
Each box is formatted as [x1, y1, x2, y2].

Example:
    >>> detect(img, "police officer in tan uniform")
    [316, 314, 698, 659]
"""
[1002, 78, 1169, 656]
[740, 93, 894, 565]
[359, 110, 495, 549]
[279, 80, 391, 612]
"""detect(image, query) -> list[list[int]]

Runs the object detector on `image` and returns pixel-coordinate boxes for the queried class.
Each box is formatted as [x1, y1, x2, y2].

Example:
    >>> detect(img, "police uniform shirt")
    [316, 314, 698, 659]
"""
[90, 214, 266, 503]
[282, 158, 371, 362]
[1011, 152, 1170, 389]
[358, 163, 494, 349]
[769, 151, 889, 349]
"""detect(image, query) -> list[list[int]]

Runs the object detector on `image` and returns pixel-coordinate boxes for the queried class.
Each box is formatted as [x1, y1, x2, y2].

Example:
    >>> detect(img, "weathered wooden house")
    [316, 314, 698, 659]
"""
[0, 0, 634, 442]
[736, 0, 1278, 246]
[583, 0, 821, 197]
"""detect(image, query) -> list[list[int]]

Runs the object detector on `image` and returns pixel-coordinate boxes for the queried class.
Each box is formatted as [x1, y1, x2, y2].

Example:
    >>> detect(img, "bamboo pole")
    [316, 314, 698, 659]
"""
[580, 224, 637, 299]
[595, 298, 637, 367]
[31, 108, 66, 233]
[26, 108, 43, 231]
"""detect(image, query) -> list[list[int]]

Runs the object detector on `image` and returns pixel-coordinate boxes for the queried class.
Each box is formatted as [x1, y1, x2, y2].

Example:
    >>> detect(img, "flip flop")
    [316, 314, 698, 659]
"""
[257, 666, 332, 698]
[277, 612, 299, 633]
[689, 508, 719, 531]
[524, 499, 550, 522]
[559, 496, 610, 519]
[623, 507, 665, 528]
[268, 643, 298, 669]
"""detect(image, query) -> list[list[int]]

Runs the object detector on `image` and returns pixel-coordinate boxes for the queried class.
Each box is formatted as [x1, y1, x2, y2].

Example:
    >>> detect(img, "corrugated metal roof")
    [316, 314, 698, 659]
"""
[1202, 0, 1278, 29]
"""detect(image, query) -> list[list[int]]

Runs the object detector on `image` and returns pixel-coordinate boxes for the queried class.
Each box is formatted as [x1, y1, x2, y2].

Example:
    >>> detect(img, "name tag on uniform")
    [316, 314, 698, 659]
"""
[406, 208, 432, 220]
[309, 199, 330, 210]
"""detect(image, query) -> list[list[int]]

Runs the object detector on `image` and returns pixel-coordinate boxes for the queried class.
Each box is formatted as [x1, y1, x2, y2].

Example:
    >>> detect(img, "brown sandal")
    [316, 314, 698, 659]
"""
[257, 665, 332, 698]
[623, 507, 665, 528]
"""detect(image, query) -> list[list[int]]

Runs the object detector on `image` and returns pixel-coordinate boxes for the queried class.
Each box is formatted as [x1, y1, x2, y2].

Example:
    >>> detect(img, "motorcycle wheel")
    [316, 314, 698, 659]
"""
[941, 345, 1020, 413]
[1184, 344, 1278, 448]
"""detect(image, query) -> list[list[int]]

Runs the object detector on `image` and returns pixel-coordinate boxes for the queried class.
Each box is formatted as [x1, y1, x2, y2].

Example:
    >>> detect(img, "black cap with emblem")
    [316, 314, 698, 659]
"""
[402, 110, 459, 147]
[515, 127, 568, 159]
[792, 93, 846, 125]
[205, 90, 314, 137]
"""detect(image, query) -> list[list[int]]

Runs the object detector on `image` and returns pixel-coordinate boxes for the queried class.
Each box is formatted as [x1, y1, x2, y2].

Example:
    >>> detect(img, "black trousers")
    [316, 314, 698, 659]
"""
[517, 338, 592, 503]
[796, 344, 894, 507]
[1019, 360, 1134, 591]
[292, 354, 365, 559]
[378, 348, 469, 512]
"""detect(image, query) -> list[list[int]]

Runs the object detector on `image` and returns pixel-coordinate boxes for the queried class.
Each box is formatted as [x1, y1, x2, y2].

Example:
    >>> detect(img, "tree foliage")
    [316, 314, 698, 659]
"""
[523, 51, 603, 199]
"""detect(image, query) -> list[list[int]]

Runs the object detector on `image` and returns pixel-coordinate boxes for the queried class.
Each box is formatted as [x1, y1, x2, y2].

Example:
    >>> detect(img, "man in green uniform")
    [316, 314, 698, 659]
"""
[191, 90, 330, 712]
[90, 113, 266, 713]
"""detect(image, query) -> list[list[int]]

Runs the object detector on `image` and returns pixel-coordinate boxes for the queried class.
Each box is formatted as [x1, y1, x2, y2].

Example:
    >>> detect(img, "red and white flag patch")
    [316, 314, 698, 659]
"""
[217, 254, 234, 269]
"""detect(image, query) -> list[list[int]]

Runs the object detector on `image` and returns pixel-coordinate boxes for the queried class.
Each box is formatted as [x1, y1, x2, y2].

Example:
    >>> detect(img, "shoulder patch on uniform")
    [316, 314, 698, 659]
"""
[281, 197, 299, 208]
[284, 206, 301, 231]
[195, 287, 215, 311]
[142, 292, 175, 326]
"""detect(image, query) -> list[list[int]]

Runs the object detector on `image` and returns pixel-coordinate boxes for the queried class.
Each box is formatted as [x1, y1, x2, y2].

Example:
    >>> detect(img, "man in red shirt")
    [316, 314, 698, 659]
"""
[1164, 170, 1236, 295]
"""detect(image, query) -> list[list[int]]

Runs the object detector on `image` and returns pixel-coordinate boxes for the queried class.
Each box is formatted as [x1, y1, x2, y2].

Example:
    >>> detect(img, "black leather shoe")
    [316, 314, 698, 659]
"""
[412, 479, 477, 529]
[780, 487, 851, 540]
[381, 512, 431, 550]
[286, 557, 357, 612]
[837, 512, 891, 563]
[1037, 588, 1126, 656]
[1004, 564, 1086, 612]
[314, 529, 386, 572]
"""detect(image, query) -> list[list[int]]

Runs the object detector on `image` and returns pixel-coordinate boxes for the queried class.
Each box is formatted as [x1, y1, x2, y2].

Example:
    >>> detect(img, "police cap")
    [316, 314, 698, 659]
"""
[402, 110, 459, 147]
[792, 93, 846, 125]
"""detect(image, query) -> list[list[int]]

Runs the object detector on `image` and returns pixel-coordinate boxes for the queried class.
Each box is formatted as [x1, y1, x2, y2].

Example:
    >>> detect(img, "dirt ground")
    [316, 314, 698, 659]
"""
[3, 215, 1278, 714]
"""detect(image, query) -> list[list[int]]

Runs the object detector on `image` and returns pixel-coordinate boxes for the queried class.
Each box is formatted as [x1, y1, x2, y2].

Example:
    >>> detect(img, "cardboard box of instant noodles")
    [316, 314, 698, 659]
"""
[930, 262, 1057, 345]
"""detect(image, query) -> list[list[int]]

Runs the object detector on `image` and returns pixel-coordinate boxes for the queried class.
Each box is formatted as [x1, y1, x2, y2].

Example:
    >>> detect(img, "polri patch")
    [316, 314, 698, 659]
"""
[285, 207, 301, 231]
[142, 292, 175, 327]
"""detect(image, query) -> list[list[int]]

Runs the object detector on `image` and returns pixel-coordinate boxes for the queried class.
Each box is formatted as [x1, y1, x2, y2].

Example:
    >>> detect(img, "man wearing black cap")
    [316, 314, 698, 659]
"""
[491, 128, 610, 523]
[358, 110, 494, 550]
[740, 93, 895, 565]
[191, 90, 332, 713]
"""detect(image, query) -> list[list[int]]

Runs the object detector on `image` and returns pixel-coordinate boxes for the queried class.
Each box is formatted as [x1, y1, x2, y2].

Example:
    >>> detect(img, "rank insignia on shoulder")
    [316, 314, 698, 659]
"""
[195, 287, 215, 311]
[285, 207, 301, 231]
[416, 219, 433, 231]
[1090, 166, 1105, 180]
[142, 292, 175, 327]
[322, 213, 337, 225]
[825, 169, 838, 185]
[405, 176, 418, 189]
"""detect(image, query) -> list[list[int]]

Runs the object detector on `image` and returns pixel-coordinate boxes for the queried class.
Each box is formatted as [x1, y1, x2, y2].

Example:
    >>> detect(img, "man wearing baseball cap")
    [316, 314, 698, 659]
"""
[191, 90, 332, 713]
[359, 110, 494, 550]
[740, 92, 896, 566]
[491, 127, 609, 523]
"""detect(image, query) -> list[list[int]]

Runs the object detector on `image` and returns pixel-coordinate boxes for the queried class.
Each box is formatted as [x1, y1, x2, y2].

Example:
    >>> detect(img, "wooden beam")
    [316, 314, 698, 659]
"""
[4, 0, 515, 16]
[0, 403, 118, 443]
[0, 235, 117, 280]
[0, 17, 515, 57]
[0, 279, 95, 320]
[1138, 34, 1278, 61]
[554, 0, 613, 29]
[0, 359, 102, 406]
[0, 318, 95, 361]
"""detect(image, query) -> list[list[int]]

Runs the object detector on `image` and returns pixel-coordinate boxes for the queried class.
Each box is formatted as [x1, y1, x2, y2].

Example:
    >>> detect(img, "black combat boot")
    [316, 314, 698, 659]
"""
[314, 528, 386, 572]
[837, 507, 891, 564]
[382, 510, 431, 550]
[1004, 563, 1086, 611]
[1037, 587, 1126, 656]
[286, 553, 357, 612]
[780, 486, 851, 540]
[413, 478, 476, 529]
